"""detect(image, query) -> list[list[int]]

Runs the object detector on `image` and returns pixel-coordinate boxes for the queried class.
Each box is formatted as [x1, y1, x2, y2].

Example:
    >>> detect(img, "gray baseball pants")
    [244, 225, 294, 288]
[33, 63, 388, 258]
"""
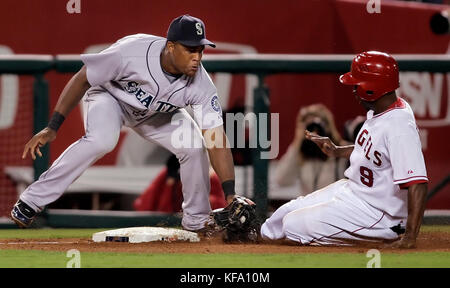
[20, 90, 212, 231]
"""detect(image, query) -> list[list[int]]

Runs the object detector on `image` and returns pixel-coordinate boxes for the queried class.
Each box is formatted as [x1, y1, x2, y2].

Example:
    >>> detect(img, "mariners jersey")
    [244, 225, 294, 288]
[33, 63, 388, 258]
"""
[80, 34, 223, 129]
[344, 98, 428, 219]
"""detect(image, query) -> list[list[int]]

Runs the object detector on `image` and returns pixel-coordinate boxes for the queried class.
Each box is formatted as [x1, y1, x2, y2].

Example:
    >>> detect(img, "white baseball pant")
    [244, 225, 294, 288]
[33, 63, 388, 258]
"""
[260, 179, 402, 245]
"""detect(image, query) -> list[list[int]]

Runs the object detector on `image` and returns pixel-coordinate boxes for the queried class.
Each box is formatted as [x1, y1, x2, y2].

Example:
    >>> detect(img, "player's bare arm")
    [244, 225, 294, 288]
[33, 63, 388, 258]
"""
[305, 130, 354, 158]
[386, 183, 428, 249]
[202, 126, 236, 204]
[22, 65, 91, 160]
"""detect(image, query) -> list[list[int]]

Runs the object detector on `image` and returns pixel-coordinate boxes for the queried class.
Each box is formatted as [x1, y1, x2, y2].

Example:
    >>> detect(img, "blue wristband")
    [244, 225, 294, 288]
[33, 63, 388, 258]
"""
[222, 180, 236, 198]
[47, 112, 65, 131]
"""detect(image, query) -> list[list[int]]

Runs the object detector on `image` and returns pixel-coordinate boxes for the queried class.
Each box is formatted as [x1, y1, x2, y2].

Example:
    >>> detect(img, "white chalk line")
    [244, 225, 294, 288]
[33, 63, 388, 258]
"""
[0, 241, 79, 245]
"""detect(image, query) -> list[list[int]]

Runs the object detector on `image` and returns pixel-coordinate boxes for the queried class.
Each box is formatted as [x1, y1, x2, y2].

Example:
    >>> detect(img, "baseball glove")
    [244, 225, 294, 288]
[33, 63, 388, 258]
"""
[211, 195, 260, 242]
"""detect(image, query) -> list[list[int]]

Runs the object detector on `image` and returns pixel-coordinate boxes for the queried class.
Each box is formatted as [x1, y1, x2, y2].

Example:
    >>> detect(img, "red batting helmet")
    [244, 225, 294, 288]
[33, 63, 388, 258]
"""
[339, 51, 399, 102]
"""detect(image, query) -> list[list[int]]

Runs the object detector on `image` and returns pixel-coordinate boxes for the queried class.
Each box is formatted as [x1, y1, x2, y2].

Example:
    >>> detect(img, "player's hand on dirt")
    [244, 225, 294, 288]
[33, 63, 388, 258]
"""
[304, 130, 338, 157]
[22, 127, 57, 160]
[384, 235, 417, 249]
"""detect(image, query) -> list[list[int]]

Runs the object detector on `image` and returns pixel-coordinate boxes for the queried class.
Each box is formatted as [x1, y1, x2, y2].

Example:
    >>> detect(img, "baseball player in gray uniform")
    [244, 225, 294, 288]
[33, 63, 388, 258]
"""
[12, 15, 238, 232]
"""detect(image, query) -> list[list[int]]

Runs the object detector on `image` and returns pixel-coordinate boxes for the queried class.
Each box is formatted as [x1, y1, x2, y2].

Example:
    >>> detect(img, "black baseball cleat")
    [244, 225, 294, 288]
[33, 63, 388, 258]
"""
[10, 200, 36, 228]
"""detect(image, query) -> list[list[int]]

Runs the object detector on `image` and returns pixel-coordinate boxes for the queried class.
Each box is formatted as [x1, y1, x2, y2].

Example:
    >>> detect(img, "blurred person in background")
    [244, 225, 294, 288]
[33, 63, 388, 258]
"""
[275, 104, 350, 196]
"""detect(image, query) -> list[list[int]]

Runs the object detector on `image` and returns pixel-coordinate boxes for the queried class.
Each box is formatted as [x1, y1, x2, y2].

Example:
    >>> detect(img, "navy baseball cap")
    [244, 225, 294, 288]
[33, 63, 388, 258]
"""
[167, 15, 216, 48]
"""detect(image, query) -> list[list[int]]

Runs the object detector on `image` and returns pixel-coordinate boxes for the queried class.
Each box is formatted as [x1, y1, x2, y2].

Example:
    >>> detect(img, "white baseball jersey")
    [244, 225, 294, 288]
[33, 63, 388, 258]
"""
[344, 97, 428, 219]
[80, 34, 223, 129]
[261, 97, 428, 245]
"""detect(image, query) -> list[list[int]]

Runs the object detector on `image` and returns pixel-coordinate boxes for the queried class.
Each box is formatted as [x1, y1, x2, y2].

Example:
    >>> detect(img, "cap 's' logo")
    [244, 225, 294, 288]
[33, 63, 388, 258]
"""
[195, 23, 203, 35]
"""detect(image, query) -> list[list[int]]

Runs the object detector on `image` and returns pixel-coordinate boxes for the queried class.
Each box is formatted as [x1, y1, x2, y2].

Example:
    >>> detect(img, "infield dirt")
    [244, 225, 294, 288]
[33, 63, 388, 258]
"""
[0, 230, 449, 254]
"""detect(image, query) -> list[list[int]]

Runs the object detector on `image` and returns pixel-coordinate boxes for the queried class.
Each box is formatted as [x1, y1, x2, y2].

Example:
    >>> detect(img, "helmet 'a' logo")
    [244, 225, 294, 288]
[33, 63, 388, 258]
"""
[359, 64, 370, 72]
